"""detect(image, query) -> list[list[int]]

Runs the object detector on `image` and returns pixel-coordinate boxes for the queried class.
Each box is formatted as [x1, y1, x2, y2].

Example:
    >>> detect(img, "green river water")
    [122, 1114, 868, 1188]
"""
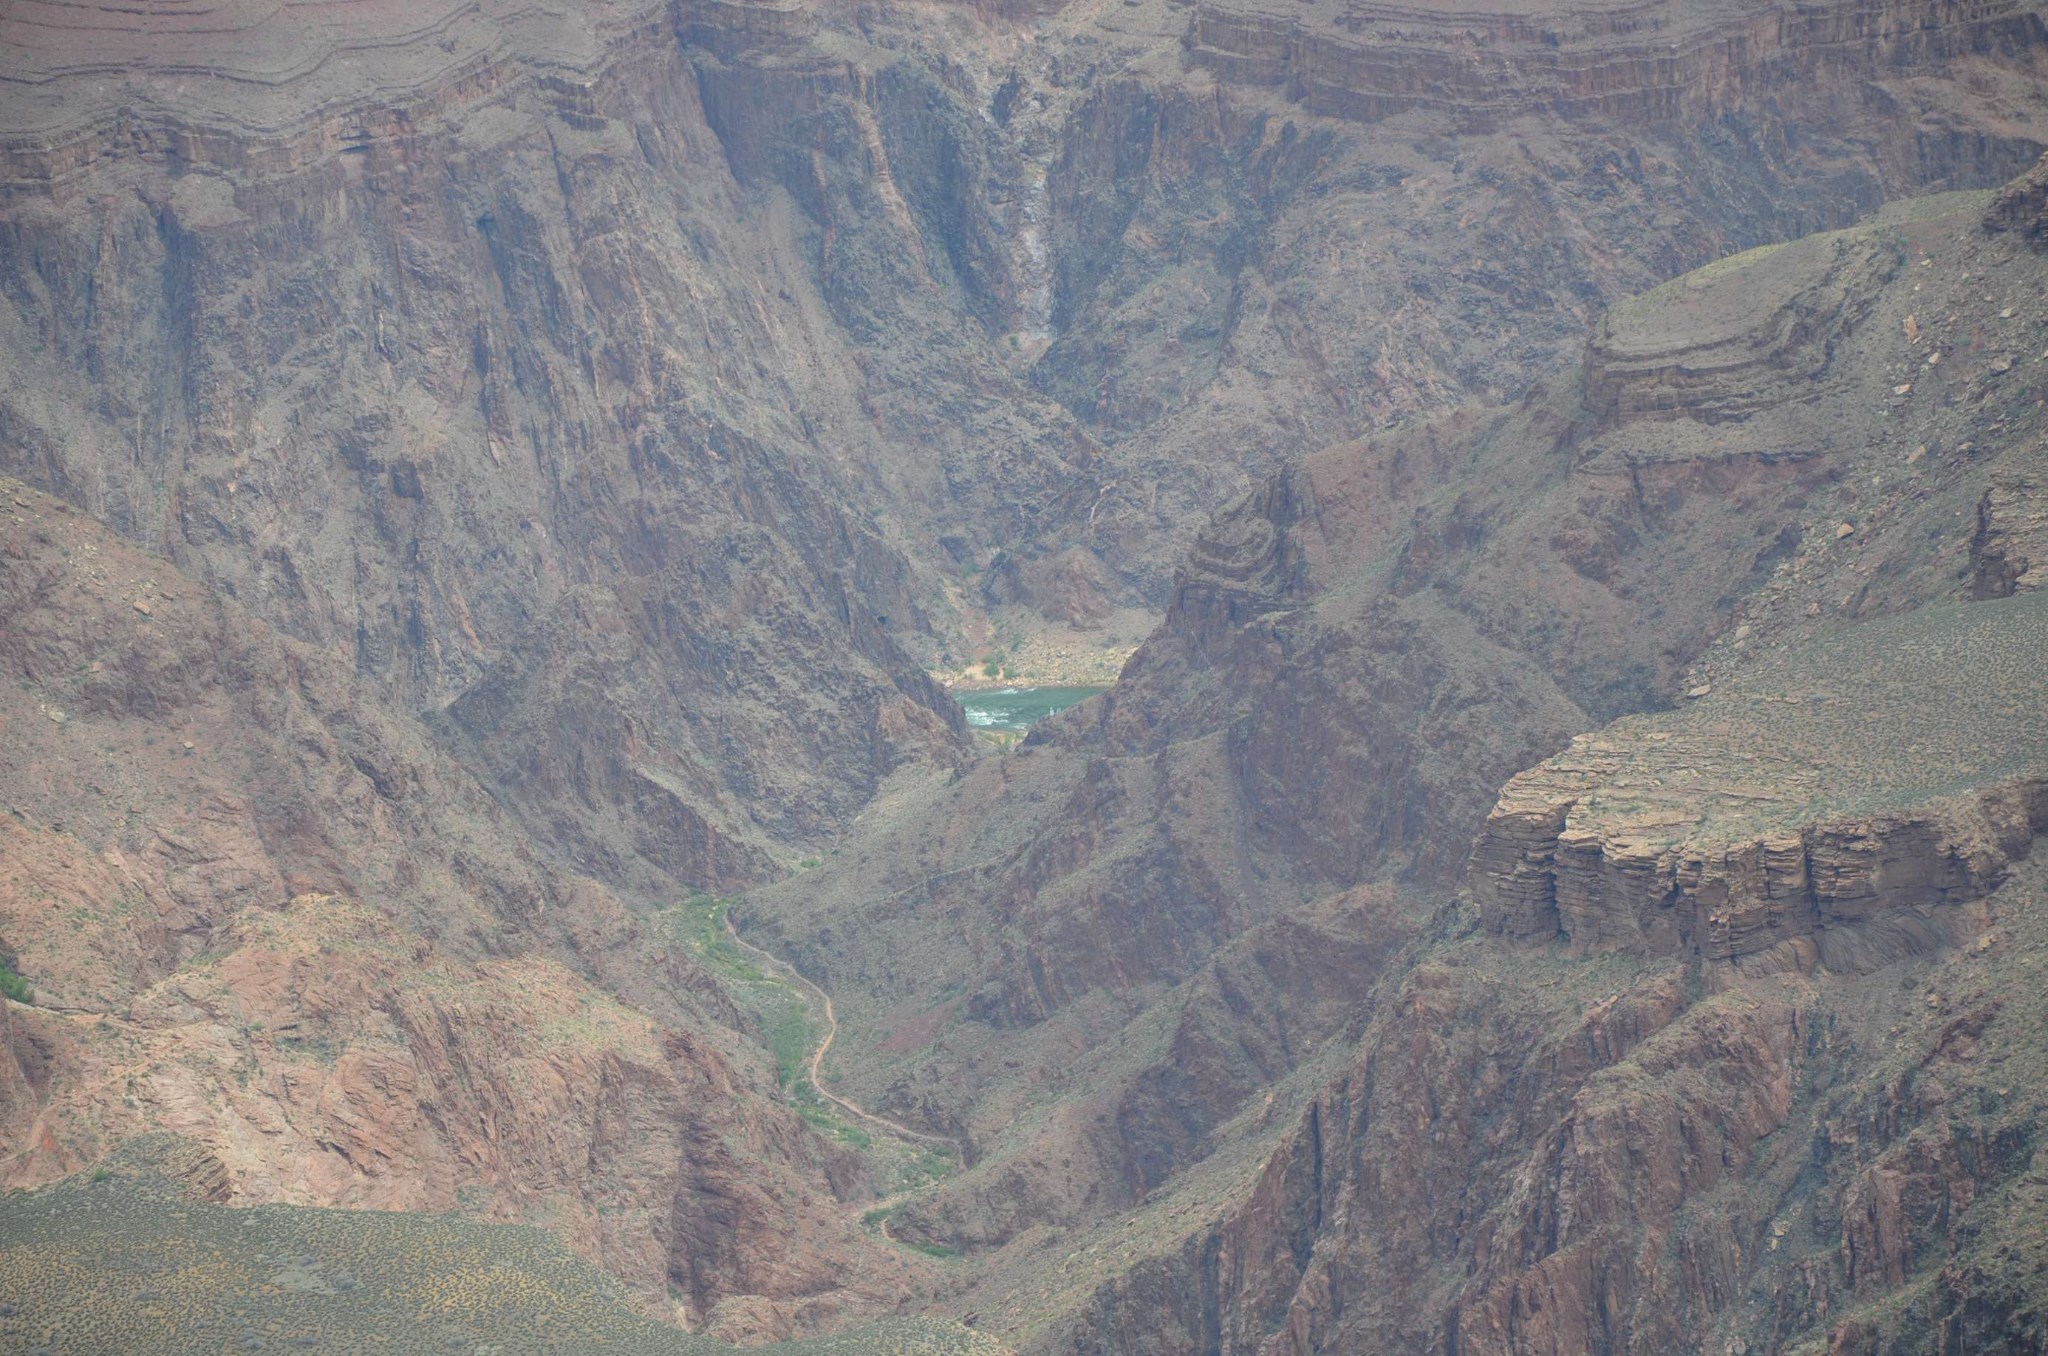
[954, 686, 1105, 733]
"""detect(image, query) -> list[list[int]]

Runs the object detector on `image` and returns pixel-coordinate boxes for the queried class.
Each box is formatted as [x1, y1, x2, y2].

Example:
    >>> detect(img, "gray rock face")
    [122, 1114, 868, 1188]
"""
[5, 1, 2048, 1352]
[0, 5, 997, 888]
[1986, 150, 2048, 245]
[1474, 595, 2048, 970]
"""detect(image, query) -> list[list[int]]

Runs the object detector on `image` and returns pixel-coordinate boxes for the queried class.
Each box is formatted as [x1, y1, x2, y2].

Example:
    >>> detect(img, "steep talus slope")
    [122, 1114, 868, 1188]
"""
[0, 480, 926, 1338]
[746, 180, 2048, 1350]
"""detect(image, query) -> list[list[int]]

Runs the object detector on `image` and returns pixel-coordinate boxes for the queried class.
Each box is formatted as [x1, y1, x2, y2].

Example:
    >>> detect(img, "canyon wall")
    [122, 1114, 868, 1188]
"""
[0, 477, 915, 1335]
[756, 175, 2048, 1352]
[3, 0, 2048, 1348]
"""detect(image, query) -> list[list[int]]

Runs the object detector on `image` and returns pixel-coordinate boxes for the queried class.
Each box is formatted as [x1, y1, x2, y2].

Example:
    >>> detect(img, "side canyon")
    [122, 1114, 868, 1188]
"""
[1, 1, 2046, 1353]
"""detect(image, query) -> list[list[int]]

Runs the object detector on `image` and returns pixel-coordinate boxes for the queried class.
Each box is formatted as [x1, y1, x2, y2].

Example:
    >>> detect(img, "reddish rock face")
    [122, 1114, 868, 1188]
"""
[0, 483, 913, 1335]
[1048, 835, 2048, 1356]
[1472, 596, 2048, 968]
[2, 0, 2048, 1351]
[749, 181, 2048, 1353]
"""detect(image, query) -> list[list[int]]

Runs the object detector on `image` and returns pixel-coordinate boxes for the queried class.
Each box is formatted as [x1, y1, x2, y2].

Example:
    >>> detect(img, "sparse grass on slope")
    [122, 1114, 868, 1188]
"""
[0, 1171, 1008, 1356]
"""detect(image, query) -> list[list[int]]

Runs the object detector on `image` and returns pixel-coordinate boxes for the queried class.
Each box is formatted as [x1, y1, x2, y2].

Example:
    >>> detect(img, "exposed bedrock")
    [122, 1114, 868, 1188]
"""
[0, 479, 903, 1333]
[1986, 147, 2048, 243]
[1054, 851, 2048, 1356]
[4, 0, 2045, 652]
[1971, 460, 2048, 597]
[744, 181, 2048, 1340]
[1580, 227, 1902, 438]
[1187, 0, 2048, 140]
[0, 9, 1005, 889]
[1474, 594, 2048, 969]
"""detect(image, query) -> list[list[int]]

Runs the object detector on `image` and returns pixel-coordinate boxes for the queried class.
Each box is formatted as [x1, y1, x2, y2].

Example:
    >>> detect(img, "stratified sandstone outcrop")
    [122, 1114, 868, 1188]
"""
[1577, 226, 1902, 458]
[1972, 458, 2048, 598]
[1475, 594, 2048, 967]
[1187, 0, 2048, 135]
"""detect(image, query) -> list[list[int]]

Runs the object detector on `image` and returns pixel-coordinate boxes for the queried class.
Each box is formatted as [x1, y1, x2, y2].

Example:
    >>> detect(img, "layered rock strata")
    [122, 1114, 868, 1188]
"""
[751, 180, 2048, 1350]
[1475, 594, 2048, 967]
[1579, 226, 1902, 448]
[1186, 0, 2048, 134]
[1986, 148, 2048, 243]
[1972, 458, 2048, 597]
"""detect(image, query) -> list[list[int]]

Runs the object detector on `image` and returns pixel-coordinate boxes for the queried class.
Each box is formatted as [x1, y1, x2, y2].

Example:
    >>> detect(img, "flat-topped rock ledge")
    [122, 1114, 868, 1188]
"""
[676, 0, 817, 58]
[0, 0, 671, 186]
[1580, 228, 1898, 435]
[1474, 592, 2048, 972]
[1183, 0, 2048, 128]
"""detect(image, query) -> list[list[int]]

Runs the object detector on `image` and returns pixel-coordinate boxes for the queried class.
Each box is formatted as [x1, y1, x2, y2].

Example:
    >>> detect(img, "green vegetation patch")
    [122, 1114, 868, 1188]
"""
[899, 1242, 960, 1261]
[0, 956, 31, 1005]
[653, 898, 958, 1197]
[659, 898, 816, 1085]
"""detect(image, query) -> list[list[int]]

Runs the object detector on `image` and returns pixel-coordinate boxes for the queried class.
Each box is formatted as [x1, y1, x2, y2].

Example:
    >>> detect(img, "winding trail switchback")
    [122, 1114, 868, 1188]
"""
[721, 912, 965, 1163]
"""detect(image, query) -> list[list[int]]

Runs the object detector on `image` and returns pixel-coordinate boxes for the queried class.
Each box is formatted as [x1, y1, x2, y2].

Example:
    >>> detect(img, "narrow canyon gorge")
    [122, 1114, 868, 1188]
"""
[0, 1, 2046, 1353]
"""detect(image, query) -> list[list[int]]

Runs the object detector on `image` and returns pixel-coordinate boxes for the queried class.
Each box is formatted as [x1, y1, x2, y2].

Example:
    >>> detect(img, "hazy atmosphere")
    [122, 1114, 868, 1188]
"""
[1, 1, 2047, 1352]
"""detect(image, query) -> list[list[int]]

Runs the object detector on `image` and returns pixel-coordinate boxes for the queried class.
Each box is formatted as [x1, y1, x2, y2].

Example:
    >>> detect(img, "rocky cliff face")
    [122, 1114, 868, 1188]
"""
[0, 479, 915, 1337]
[1474, 597, 2048, 968]
[749, 179, 2048, 1351]
[1021, 0, 2048, 601]
[6, 0, 2040, 675]
[0, 0, 1005, 896]
[1186, 0, 2046, 137]
[1988, 145, 2048, 243]
[1056, 842, 2048, 1356]
[763, 175, 2048, 1033]
[0, 0, 2040, 906]
[4, 0, 2048, 1350]
[1045, 184, 2048, 1356]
